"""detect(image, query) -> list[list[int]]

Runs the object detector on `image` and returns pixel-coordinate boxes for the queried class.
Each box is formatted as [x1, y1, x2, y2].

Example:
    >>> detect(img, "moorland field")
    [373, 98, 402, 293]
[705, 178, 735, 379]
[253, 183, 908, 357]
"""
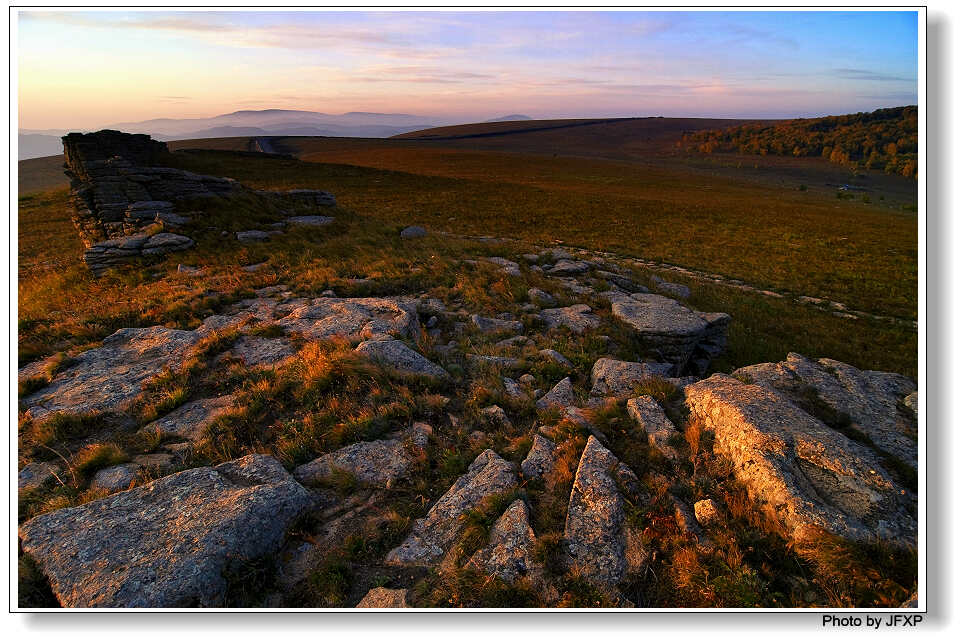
[16, 115, 919, 608]
[20, 116, 918, 377]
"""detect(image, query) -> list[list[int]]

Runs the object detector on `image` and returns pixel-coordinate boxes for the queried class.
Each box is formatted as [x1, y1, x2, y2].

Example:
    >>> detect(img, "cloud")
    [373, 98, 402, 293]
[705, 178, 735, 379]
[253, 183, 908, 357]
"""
[833, 68, 916, 82]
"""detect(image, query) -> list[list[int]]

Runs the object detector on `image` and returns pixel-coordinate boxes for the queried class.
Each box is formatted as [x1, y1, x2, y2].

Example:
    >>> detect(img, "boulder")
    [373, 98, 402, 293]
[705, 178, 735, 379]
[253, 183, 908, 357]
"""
[539, 349, 573, 369]
[521, 434, 557, 479]
[626, 395, 680, 462]
[235, 230, 271, 243]
[356, 587, 410, 608]
[18, 461, 61, 492]
[294, 424, 431, 488]
[285, 215, 334, 227]
[20, 327, 201, 424]
[564, 436, 637, 585]
[650, 275, 690, 299]
[539, 304, 600, 334]
[694, 499, 722, 526]
[527, 288, 556, 305]
[144, 395, 236, 441]
[466, 499, 540, 583]
[355, 339, 450, 380]
[90, 463, 139, 494]
[536, 377, 576, 410]
[471, 314, 523, 334]
[590, 358, 674, 398]
[684, 374, 917, 545]
[733, 353, 918, 470]
[277, 297, 420, 342]
[548, 259, 591, 276]
[610, 294, 729, 375]
[385, 450, 517, 566]
[483, 257, 522, 277]
[19, 454, 316, 607]
[400, 225, 427, 239]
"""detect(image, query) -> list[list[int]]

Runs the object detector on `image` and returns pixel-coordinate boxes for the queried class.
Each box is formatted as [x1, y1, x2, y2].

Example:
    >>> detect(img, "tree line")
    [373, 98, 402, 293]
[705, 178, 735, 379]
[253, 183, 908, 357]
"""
[682, 106, 918, 179]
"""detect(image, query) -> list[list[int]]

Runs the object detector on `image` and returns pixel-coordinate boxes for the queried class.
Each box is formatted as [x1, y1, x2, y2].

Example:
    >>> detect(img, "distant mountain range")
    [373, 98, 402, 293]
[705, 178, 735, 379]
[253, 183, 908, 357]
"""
[18, 110, 534, 160]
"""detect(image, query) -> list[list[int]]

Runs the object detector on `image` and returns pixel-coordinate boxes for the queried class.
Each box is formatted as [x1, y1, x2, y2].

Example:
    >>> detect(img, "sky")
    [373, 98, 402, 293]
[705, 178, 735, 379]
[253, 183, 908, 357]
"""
[16, 9, 919, 130]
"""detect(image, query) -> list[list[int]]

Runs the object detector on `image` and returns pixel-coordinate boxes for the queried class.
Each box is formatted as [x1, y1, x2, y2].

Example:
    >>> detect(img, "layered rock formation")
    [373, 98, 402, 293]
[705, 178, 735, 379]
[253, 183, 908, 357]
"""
[62, 130, 335, 273]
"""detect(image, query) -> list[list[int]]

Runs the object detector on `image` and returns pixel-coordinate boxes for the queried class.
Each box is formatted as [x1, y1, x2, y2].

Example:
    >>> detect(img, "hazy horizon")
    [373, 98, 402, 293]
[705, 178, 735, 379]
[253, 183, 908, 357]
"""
[17, 10, 918, 130]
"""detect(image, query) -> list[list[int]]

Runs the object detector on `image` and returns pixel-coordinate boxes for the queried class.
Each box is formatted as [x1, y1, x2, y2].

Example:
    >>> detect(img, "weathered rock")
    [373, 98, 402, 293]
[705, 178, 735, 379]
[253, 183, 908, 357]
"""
[355, 339, 449, 380]
[626, 395, 680, 462]
[385, 450, 517, 566]
[527, 288, 556, 305]
[549, 259, 591, 276]
[483, 257, 522, 277]
[356, 587, 410, 608]
[277, 297, 420, 342]
[19, 454, 315, 607]
[684, 374, 917, 545]
[294, 424, 430, 488]
[503, 377, 525, 398]
[144, 395, 236, 441]
[20, 327, 201, 423]
[466, 499, 540, 583]
[521, 434, 557, 479]
[610, 294, 729, 375]
[733, 353, 918, 470]
[564, 436, 635, 585]
[596, 270, 647, 293]
[18, 461, 61, 492]
[482, 405, 512, 427]
[235, 230, 271, 243]
[400, 225, 427, 239]
[132, 453, 174, 470]
[176, 263, 202, 275]
[694, 499, 722, 526]
[650, 275, 690, 299]
[536, 377, 576, 410]
[471, 314, 523, 334]
[225, 335, 295, 367]
[140, 233, 194, 256]
[539, 304, 600, 334]
[539, 349, 573, 369]
[285, 215, 334, 227]
[91, 463, 139, 494]
[590, 358, 674, 398]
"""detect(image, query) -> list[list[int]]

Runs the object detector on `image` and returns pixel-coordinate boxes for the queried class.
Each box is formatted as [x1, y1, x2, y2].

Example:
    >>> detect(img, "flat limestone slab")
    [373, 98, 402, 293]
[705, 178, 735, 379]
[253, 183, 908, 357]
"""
[277, 297, 420, 342]
[20, 327, 201, 423]
[19, 455, 315, 608]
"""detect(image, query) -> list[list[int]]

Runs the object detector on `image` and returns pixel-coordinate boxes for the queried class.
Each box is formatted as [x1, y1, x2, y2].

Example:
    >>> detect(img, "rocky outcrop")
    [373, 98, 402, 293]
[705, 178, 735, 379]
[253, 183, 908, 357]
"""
[20, 326, 201, 424]
[684, 374, 916, 545]
[733, 353, 918, 470]
[536, 377, 576, 410]
[278, 297, 420, 342]
[610, 293, 729, 375]
[356, 587, 410, 608]
[355, 339, 450, 379]
[144, 395, 236, 441]
[626, 395, 680, 462]
[293, 424, 431, 488]
[563, 436, 639, 586]
[385, 450, 517, 566]
[466, 499, 540, 583]
[590, 358, 674, 398]
[521, 434, 557, 479]
[62, 130, 335, 273]
[19, 455, 315, 607]
[539, 304, 601, 334]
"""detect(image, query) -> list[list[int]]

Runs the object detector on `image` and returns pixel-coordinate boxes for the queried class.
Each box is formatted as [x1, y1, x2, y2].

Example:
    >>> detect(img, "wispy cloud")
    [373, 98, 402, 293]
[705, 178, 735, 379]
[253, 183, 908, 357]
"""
[833, 68, 916, 82]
